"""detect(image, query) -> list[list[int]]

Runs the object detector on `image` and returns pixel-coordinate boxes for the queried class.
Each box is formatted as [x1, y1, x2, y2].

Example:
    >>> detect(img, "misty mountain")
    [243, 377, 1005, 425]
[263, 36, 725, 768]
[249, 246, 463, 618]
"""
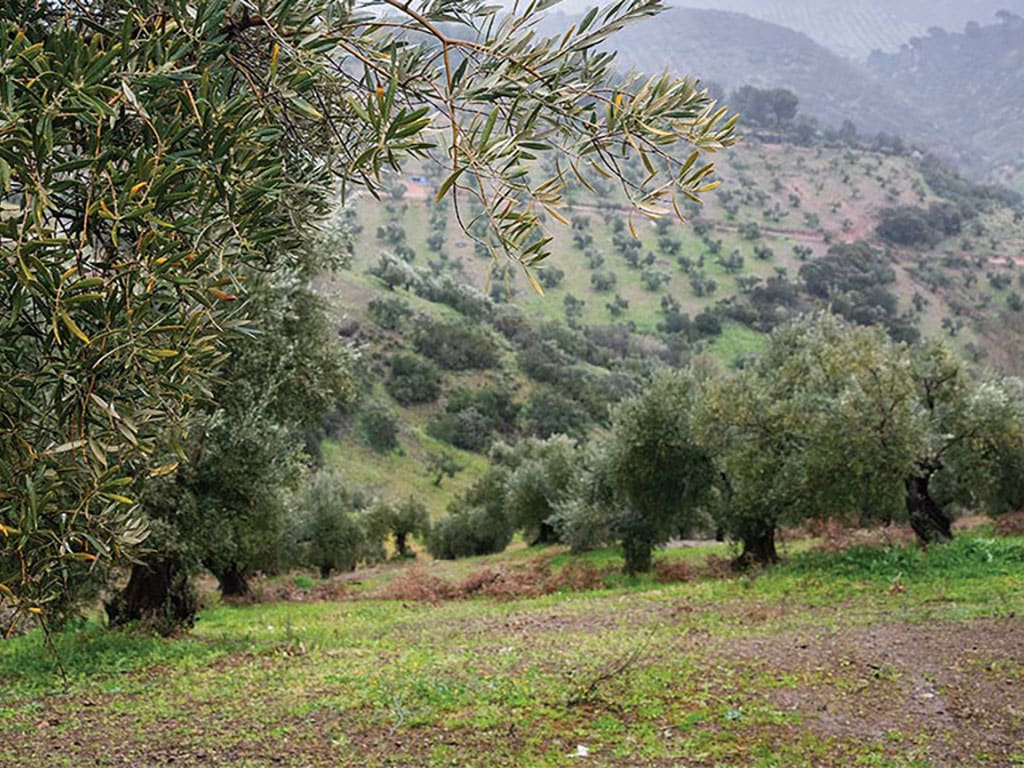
[666, 0, 1024, 60]
[565, 6, 1024, 181]
[566, 8, 932, 141]
[866, 13, 1024, 177]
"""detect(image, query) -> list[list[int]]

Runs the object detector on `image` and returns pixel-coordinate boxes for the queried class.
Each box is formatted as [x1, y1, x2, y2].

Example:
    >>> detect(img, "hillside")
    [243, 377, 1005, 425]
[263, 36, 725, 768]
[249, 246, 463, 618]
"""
[314, 135, 1024, 515]
[544, 7, 923, 141]
[556, 7, 1024, 183]
[667, 0, 1024, 60]
[866, 14, 1024, 179]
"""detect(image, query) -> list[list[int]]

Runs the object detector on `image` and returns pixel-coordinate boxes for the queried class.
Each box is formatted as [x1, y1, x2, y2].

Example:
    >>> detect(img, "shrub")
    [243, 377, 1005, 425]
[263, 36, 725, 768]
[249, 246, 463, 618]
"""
[540, 266, 565, 289]
[738, 221, 762, 240]
[444, 384, 520, 433]
[427, 469, 514, 559]
[297, 471, 382, 578]
[434, 466, 512, 556]
[385, 352, 442, 404]
[427, 407, 493, 452]
[590, 270, 617, 292]
[641, 268, 671, 291]
[367, 296, 412, 330]
[413, 316, 500, 370]
[358, 401, 401, 453]
[519, 387, 591, 439]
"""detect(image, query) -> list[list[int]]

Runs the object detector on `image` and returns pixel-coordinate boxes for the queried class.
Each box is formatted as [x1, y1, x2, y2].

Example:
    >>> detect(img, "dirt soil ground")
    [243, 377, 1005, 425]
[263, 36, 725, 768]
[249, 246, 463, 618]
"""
[6, 609, 1022, 768]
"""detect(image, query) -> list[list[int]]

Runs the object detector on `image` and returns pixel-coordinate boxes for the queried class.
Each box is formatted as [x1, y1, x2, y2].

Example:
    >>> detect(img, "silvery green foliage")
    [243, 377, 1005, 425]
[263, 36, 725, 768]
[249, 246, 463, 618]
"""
[0, 0, 736, 623]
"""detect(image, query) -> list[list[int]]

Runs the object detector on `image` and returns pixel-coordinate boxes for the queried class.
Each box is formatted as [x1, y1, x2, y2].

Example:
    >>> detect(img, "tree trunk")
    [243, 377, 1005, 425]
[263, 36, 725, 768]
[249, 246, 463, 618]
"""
[733, 525, 779, 570]
[622, 536, 653, 575]
[105, 556, 197, 635]
[319, 565, 333, 580]
[395, 531, 409, 558]
[530, 521, 558, 547]
[905, 473, 953, 544]
[214, 563, 250, 598]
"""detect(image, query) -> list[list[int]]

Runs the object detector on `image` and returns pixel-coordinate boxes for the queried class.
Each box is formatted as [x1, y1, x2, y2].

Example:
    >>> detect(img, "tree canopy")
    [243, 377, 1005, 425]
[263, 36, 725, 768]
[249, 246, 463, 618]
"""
[1, 0, 737, 628]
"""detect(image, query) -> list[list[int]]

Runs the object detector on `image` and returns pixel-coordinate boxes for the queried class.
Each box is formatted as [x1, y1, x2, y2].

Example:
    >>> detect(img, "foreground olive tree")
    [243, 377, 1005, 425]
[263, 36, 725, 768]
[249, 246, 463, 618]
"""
[0, 0, 737, 631]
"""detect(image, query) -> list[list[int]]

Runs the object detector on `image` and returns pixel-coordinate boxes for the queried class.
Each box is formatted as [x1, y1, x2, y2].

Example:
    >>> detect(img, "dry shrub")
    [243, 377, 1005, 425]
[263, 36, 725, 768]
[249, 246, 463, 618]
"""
[995, 510, 1024, 536]
[373, 557, 615, 603]
[703, 555, 735, 579]
[457, 568, 505, 596]
[374, 568, 457, 604]
[797, 518, 917, 553]
[653, 558, 698, 583]
[548, 562, 613, 592]
[458, 558, 553, 599]
[254, 579, 352, 604]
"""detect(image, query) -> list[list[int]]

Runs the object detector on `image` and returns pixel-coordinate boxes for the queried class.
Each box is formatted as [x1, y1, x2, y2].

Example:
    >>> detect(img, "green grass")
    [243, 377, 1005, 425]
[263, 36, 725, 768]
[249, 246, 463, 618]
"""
[320, 434, 488, 521]
[708, 320, 767, 361]
[3, 533, 1023, 766]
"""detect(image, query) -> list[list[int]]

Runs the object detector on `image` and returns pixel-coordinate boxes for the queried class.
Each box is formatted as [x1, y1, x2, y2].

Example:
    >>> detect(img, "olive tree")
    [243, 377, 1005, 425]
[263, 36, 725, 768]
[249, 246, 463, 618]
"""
[372, 495, 431, 558]
[903, 344, 1024, 542]
[296, 470, 383, 579]
[504, 436, 580, 545]
[603, 370, 715, 574]
[699, 314, 1024, 564]
[698, 314, 922, 566]
[1, 0, 737, 629]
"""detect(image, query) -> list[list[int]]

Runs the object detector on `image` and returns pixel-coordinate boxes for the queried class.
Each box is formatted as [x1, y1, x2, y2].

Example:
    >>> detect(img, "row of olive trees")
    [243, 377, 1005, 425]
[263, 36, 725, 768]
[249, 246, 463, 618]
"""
[430, 313, 1024, 574]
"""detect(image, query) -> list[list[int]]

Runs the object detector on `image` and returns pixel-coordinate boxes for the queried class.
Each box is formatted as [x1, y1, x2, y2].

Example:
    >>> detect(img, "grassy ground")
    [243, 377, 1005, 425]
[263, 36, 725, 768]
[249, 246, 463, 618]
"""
[2, 532, 1023, 767]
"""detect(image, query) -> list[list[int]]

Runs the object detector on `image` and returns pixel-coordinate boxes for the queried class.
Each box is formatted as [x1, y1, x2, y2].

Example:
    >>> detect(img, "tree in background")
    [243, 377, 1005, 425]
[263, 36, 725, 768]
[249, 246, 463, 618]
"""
[294, 470, 381, 579]
[602, 370, 715, 574]
[427, 465, 515, 559]
[730, 85, 799, 128]
[372, 496, 431, 558]
[699, 314, 922, 566]
[504, 436, 580, 546]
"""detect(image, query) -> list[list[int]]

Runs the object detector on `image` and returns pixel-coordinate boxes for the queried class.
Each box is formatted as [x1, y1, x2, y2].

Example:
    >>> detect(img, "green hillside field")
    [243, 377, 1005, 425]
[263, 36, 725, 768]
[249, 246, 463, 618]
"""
[315, 136, 1024, 516]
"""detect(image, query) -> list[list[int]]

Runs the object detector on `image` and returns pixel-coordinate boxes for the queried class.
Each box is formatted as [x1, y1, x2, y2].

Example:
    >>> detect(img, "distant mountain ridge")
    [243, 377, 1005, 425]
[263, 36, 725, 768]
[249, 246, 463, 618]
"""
[866, 14, 1024, 178]
[558, 6, 1024, 181]
[561, 8, 935, 145]
[666, 0, 1024, 60]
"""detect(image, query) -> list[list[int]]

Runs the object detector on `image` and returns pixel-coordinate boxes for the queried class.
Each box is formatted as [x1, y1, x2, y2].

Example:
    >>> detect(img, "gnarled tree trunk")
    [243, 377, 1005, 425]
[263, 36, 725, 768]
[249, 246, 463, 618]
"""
[212, 562, 251, 598]
[394, 531, 411, 558]
[530, 521, 558, 548]
[905, 473, 953, 544]
[105, 556, 197, 635]
[734, 524, 779, 570]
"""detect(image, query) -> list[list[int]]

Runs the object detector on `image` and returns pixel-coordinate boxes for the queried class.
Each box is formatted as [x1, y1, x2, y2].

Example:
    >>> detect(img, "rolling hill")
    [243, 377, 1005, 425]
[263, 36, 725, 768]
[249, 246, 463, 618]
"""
[540, 7, 1024, 182]
[666, 0, 1024, 60]
[314, 131, 1024, 514]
